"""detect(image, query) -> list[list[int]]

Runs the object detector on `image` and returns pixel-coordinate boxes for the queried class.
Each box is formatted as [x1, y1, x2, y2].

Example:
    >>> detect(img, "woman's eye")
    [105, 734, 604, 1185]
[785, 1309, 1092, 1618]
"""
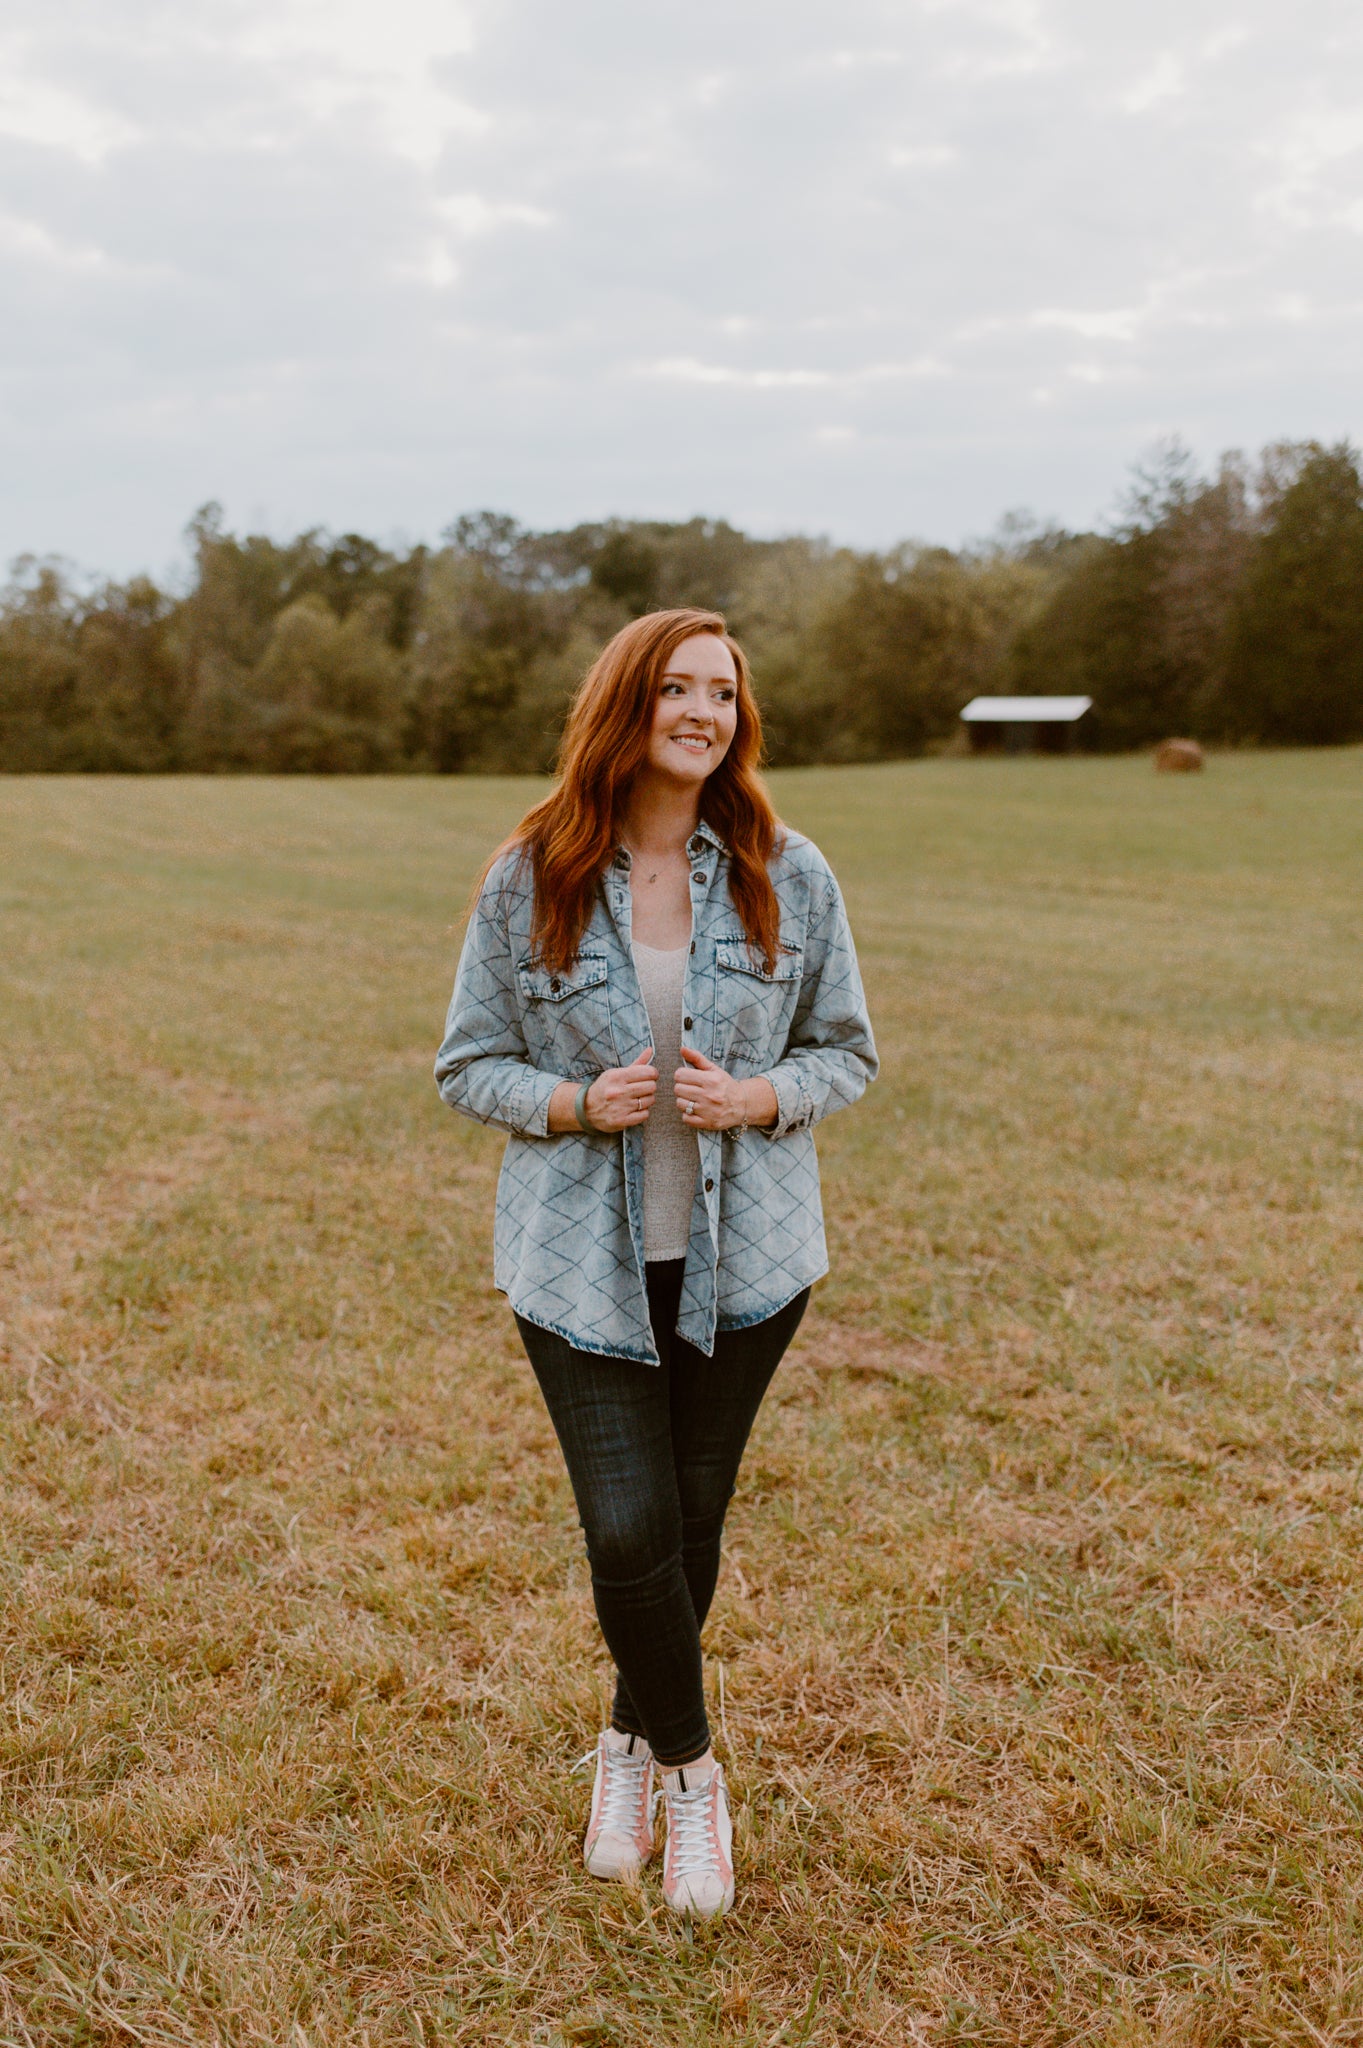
[714, 688, 736, 703]
[660, 683, 684, 697]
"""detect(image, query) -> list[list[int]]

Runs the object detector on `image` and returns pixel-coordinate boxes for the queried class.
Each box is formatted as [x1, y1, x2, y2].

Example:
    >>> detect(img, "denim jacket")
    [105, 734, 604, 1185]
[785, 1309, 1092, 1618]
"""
[435, 820, 877, 1363]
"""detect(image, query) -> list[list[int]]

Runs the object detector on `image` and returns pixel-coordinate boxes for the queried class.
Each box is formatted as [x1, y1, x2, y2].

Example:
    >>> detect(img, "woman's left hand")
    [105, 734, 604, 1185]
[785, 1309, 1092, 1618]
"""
[674, 1045, 769, 1130]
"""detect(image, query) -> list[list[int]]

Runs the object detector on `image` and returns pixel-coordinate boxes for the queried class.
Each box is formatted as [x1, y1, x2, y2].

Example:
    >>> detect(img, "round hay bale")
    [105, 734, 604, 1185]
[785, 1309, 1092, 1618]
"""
[1154, 738, 1204, 773]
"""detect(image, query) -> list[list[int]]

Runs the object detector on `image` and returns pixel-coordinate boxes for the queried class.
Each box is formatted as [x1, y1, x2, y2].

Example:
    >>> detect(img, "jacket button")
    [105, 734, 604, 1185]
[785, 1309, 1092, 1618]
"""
[704, 1178, 714, 1193]
[690, 941, 696, 955]
[683, 1015, 693, 1029]
[692, 872, 706, 885]
[550, 978, 561, 994]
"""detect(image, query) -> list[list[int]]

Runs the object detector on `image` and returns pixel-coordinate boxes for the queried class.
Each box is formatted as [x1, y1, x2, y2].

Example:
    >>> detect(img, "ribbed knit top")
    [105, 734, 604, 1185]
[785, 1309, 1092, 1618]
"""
[631, 940, 699, 1261]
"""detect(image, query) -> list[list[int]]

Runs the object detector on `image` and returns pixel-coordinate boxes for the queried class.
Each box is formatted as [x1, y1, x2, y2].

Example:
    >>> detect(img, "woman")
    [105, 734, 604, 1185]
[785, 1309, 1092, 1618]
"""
[435, 607, 876, 1918]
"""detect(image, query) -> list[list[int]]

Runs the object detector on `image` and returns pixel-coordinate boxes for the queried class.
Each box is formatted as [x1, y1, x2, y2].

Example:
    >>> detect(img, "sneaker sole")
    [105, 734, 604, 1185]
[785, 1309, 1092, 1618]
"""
[584, 1843, 651, 1881]
[663, 1881, 735, 1918]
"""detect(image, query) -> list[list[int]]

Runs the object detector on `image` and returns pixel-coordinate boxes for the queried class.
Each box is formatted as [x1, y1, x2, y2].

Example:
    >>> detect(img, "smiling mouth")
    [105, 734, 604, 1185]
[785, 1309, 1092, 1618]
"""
[671, 734, 712, 752]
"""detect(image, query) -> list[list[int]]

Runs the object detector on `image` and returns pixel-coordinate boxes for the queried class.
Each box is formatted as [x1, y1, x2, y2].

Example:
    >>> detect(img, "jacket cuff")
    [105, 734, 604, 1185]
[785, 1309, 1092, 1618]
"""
[508, 1067, 565, 1137]
[759, 1064, 814, 1140]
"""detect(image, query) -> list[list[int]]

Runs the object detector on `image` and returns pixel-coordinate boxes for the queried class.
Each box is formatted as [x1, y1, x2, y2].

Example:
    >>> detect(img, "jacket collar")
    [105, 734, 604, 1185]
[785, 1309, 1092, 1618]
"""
[611, 817, 727, 870]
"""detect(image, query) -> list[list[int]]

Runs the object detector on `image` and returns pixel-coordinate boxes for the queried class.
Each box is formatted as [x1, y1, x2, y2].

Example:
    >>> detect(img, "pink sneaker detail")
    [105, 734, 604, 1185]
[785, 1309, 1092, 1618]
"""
[662, 1760, 735, 1918]
[583, 1733, 656, 1880]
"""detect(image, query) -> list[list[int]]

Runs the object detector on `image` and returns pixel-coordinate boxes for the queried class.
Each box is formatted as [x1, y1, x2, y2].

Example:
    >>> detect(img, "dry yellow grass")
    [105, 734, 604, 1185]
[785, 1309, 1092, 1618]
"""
[2, 755, 1362, 2045]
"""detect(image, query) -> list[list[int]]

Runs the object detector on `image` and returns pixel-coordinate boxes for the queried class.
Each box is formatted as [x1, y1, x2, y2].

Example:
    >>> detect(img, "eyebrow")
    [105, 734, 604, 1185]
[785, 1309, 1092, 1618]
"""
[660, 667, 736, 683]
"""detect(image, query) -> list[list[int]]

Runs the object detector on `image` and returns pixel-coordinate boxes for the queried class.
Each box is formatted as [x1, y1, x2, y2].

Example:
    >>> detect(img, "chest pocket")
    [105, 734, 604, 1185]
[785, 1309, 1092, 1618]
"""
[714, 939, 804, 1061]
[517, 954, 615, 1073]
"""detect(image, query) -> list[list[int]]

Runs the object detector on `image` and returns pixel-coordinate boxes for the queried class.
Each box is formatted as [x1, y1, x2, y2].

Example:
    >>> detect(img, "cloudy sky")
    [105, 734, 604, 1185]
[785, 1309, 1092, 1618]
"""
[3, 0, 1361, 574]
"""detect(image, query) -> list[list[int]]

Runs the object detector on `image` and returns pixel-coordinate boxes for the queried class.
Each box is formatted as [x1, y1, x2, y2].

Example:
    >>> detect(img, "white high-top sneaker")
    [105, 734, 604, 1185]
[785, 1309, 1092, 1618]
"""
[661, 1759, 735, 1918]
[582, 1730, 656, 1880]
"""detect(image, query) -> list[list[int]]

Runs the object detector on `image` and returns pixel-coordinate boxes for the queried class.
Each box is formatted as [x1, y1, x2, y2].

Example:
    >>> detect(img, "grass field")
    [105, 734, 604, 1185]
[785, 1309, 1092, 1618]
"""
[2, 753, 1363, 2046]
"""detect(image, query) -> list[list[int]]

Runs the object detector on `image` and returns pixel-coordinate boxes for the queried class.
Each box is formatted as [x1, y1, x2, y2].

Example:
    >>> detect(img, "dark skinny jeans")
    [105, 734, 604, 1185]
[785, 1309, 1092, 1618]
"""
[516, 1261, 809, 1768]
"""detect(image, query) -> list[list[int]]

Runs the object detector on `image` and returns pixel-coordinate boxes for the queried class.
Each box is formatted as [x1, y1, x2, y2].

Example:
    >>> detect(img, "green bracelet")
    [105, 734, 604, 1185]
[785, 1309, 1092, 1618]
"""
[574, 1080, 598, 1134]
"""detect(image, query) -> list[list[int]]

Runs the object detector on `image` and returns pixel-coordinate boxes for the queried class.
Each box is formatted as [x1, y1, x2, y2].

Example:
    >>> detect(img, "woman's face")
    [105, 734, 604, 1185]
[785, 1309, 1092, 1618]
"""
[643, 633, 739, 788]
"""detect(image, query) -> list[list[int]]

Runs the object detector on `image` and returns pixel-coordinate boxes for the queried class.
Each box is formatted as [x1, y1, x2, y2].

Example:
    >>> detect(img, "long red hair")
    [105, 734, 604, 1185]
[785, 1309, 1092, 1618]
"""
[486, 609, 782, 973]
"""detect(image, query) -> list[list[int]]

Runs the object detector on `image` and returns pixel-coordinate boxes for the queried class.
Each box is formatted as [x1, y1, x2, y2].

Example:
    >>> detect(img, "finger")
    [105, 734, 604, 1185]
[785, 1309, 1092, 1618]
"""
[678, 1046, 719, 1070]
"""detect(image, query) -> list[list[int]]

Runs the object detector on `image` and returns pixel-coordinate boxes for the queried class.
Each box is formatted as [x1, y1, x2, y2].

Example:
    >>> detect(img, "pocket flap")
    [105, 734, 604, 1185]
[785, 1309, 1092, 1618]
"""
[715, 939, 803, 984]
[518, 954, 609, 1002]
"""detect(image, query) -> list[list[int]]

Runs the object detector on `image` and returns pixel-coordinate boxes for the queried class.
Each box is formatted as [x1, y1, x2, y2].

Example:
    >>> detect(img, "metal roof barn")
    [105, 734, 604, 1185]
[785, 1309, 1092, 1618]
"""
[959, 696, 1093, 754]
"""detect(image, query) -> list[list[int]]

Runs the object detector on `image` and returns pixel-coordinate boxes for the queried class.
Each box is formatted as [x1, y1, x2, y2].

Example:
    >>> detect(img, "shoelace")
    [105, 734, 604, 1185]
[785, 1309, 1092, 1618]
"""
[665, 1779, 721, 1879]
[594, 1746, 653, 1836]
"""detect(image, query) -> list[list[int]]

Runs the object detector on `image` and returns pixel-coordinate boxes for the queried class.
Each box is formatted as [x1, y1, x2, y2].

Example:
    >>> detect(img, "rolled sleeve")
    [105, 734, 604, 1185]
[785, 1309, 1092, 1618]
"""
[760, 1060, 815, 1139]
[506, 1063, 564, 1138]
[435, 862, 565, 1138]
[756, 874, 877, 1141]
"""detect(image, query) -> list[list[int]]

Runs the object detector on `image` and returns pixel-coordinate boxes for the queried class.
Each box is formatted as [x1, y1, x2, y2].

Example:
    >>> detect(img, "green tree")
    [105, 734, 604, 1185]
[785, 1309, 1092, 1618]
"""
[70, 577, 184, 770]
[0, 560, 83, 770]
[0, 562, 184, 770]
[816, 547, 1042, 759]
[1221, 444, 1363, 745]
[590, 530, 662, 614]
[1008, 533, 1186, 748]
[244, 594, 405, 770]
[724, 538, 857, 765]
[408, 522, 581, 772]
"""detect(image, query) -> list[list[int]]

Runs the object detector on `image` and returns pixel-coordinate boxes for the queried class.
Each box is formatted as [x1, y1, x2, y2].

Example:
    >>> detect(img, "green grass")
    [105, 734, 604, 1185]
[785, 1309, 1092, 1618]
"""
[2, 752, 1362, 2045]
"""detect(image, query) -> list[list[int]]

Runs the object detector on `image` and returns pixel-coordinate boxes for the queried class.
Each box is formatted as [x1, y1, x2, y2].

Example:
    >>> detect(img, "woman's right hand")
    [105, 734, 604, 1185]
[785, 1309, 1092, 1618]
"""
[585, 1048, 658, 1130]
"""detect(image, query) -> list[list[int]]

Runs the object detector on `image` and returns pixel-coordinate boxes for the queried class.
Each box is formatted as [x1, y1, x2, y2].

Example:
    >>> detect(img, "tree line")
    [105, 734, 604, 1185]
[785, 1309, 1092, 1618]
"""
[3, 438, 1361, 774]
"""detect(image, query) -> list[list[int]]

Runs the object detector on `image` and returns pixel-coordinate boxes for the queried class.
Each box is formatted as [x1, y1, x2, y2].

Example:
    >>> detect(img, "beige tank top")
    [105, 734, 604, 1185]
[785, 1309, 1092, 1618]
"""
[631, 940, 700, 1261]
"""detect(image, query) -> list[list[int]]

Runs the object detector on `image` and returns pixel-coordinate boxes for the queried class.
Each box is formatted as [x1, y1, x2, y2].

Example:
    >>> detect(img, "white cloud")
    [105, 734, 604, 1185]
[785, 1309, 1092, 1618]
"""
[1120, 52, 1186, 112]
[1031, 307, 1144, 343]
[231, 0, 481, 163]
[641, 359, 833, 391]
[402, 192, 552, 289]
[638, 356, 951, 392]
[827, 48, 910, 72]
[887, 143, 958, 170]
[0, 42, 139, 161]
[0, 210, 112, 270]
[434, 194, 553, 236]
[1258, 106, 1363, 226]
[1, 0, 1362, 569]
